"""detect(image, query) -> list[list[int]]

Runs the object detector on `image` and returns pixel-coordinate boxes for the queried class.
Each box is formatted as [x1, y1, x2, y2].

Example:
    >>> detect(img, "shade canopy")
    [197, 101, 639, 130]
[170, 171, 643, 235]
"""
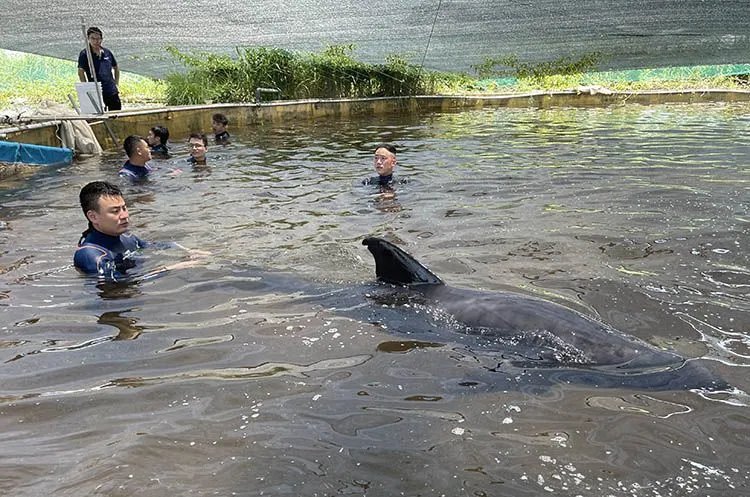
[1, 0, 748, 78]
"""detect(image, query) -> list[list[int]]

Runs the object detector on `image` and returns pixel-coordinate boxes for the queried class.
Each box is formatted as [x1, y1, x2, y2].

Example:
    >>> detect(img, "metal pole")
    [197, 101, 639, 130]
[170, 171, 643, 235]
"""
[81, 18, 105, 114]
[86, 93, 119, 145]
[67, 94, 81, 115]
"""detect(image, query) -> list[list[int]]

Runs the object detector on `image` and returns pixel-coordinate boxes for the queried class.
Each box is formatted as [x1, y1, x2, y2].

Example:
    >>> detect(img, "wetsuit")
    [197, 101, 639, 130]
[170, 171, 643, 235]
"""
[150, 144, 169, 155]
[74, 228, 146, 281]
[187, 156, 207, 165]
[119, 160, 152, 180]
[77, 47, 121, 111]
[362, 174, 405, 187]
[214, 131, 230, 143]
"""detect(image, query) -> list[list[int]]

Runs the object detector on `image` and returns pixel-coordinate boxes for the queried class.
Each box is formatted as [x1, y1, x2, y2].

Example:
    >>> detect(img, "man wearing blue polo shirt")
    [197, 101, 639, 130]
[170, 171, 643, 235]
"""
[77, 26, 121, 111]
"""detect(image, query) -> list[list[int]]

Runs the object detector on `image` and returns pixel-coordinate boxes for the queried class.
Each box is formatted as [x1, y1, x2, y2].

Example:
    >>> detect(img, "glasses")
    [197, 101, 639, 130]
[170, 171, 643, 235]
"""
[88, 36, 102, 41]
[374, 155, 393, 163]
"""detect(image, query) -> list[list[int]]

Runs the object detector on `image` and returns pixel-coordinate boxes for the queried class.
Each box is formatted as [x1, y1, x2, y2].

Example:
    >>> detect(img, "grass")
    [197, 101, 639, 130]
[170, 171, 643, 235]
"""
[1, 47, 747, 111]
[0, 49, 165, 110]
[162, 44, 472, 105]
[474, 72, 747, 94]
[469, 54, 749, 93]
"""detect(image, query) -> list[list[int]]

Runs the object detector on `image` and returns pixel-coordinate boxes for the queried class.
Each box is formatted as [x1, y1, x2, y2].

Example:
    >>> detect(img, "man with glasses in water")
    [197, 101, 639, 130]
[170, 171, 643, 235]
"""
[74, 181, 208, 281]
[187, 132, 209, 165]
[77, 26, 121, 111]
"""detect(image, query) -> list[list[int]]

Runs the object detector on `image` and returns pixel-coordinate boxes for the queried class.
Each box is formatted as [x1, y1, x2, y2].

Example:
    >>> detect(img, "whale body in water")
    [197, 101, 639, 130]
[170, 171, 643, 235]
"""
[361, 237, 727, 391]
[183, 238, 727, 391]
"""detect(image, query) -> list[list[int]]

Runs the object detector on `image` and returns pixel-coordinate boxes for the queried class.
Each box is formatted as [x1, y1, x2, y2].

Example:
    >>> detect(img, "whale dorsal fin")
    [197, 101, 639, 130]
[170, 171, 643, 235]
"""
[362, 237, 444, 286]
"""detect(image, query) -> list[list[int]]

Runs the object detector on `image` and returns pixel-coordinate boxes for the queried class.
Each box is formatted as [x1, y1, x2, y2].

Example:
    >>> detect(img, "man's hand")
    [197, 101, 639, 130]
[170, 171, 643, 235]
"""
[187, 249, 211, 259]
[163, 259, 205, 271]
[172, 243, 211, 259]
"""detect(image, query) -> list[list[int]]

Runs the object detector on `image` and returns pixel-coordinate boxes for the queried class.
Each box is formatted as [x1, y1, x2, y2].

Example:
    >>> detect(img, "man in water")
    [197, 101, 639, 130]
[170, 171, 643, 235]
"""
[77, 26, 121, 112]
[73, 181, 207, 281]
[212, 113, 230, 143]
[187, 132, 209, 165]
[119, 135, 153, 180]
[362, 143, 403, 189]
[146, 126, 170, 156]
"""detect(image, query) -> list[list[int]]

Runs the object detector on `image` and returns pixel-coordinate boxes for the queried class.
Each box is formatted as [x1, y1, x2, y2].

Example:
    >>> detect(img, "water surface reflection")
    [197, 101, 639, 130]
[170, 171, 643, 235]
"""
[1, 102, 749, 496]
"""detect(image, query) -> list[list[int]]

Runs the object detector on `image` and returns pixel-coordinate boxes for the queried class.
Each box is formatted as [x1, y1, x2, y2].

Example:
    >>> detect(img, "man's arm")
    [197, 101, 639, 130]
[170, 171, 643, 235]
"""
[113, 65, 120, 86]
[77, 51, 89, 82]
[135, 240, 211, 281]
[171, 242, 211, 258]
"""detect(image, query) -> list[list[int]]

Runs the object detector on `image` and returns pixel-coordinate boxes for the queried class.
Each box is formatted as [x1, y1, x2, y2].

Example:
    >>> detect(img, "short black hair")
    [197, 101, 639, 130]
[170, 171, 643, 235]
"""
[150, 125, 169, 144]
[123, 135, 145, 157]
[86, 26, 103, 38]
[188, 132, 208, 147]
[80, 181, 122, 216]
[374, 143, 397, 155]
[212, 113, 228, 126]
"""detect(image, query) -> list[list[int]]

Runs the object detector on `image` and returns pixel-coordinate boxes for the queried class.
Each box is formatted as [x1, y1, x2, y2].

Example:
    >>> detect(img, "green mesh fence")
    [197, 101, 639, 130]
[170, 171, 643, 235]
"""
[477, 64, 750, 89]
[584, 64, 750, 84]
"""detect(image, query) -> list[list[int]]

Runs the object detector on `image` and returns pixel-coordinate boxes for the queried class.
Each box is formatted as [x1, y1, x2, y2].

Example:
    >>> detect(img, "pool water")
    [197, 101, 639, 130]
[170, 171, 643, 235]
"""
[1, 102, 749, 496]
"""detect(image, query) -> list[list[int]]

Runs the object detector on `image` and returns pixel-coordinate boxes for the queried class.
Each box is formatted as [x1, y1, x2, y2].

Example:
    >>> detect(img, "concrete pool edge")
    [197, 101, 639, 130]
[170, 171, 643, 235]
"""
[2, 89, 750, 149]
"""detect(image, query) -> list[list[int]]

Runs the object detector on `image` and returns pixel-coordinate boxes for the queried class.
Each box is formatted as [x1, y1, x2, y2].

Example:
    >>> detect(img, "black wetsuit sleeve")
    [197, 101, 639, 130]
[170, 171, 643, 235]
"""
[74, 245, 133, 282]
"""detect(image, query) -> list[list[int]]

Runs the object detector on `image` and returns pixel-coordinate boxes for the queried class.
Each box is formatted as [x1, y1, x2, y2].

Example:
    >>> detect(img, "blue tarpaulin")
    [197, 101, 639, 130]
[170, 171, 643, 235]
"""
[0, 140, 72, 166]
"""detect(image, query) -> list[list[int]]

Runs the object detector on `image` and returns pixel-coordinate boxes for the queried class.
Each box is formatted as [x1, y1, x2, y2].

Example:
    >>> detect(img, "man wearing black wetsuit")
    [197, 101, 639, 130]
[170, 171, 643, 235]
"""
[74, 181, 145, 281]
[362, 143, 405, 190]
[119, 135, 153, 180]
[73, 181, 209, 281]
[147, 126, 170, 156]
[187, 132, 209, 165]
[212, 113, 230, 143]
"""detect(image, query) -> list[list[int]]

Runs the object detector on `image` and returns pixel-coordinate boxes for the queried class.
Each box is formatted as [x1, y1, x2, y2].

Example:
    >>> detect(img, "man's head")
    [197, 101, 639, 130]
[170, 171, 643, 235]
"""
[147, 126, 169, 146]
[373, 143, 397, 177]
[79, 181, 129, 236]
[211, 113, 228, 134]
[188, 132, 208, 161]
[123, 135, 152, 165]
[86, 27, 103, 50]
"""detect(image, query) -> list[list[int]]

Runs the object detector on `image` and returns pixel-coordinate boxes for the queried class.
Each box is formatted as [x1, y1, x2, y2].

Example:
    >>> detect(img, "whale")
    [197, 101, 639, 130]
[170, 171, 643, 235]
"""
[175, 238, 727, 392]
[361, 237, 728, 391]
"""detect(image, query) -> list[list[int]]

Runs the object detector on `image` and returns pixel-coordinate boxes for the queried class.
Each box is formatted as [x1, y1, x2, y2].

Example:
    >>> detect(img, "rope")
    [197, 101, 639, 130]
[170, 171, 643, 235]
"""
[419, 0, 444, 71]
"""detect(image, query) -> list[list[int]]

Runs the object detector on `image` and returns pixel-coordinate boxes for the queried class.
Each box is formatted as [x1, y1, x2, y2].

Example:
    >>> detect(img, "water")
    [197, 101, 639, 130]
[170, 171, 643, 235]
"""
[1, 102, 750, 496]
[1, 1, 748, 76]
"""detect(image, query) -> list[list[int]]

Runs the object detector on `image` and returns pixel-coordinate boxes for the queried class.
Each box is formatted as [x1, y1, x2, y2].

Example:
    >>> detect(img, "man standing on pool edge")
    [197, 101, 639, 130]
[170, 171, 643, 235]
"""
[74, 181, 208, 281]
[77, 26, 121, 111]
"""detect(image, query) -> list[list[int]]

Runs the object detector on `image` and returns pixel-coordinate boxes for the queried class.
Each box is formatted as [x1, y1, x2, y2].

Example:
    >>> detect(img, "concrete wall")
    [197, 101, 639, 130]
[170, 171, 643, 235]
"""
[2, 90, 750, 150]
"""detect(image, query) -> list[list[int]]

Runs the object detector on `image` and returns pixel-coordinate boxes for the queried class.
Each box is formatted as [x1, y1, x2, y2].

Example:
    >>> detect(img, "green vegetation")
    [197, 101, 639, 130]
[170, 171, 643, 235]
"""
[0, 49, 165, 109]
[1, 47, 747, 111]
[472, 53, 603, 91]
[472, 53, 602, 81]
[471, 53, 748, 93]
[163, 44, 470, 105]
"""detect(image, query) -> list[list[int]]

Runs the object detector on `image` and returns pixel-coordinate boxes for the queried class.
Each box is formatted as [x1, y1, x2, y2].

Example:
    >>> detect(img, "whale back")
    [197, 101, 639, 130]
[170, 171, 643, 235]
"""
[361, 237, 692, 374]
[362, 237, 443, 286]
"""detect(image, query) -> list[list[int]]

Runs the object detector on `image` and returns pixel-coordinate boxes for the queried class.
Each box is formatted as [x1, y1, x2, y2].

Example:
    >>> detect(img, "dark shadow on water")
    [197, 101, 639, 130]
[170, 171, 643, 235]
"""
[98, 311, 148, 341]
[96, 280, 143, 300]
